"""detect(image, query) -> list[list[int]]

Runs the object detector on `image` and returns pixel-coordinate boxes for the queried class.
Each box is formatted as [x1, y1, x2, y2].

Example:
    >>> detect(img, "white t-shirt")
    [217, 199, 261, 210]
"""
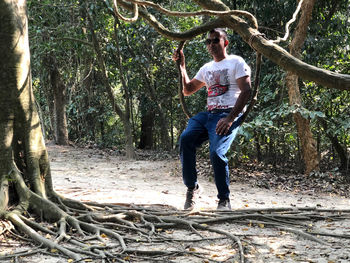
[194, 55, 251, 111]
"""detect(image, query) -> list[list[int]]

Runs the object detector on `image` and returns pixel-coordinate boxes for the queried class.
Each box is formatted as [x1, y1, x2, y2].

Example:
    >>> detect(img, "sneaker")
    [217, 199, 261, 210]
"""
[217, 199, 231, 210]
[184, 184, 202, 210]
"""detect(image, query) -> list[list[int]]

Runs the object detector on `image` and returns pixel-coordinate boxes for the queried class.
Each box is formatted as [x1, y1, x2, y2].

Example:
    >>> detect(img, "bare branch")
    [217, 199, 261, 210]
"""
[124, 0, 258, 29]
[272, 0, 304, 43]
[115, 0, 227, 40]
[113, 0, 139, 22]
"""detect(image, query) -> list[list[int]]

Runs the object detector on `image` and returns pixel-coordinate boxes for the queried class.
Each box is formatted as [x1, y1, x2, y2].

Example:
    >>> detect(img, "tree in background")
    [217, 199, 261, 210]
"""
[285, 0, 319, 174]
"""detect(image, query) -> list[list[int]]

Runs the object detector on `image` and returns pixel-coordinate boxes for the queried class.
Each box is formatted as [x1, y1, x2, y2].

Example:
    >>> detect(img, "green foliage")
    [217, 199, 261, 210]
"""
[27, 0, 349, 171]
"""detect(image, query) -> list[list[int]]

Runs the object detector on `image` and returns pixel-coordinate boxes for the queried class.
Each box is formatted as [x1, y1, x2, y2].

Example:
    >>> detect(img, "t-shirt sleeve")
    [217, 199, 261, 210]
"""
[235, 57, 251, 79]
[194, 65, 206, 84]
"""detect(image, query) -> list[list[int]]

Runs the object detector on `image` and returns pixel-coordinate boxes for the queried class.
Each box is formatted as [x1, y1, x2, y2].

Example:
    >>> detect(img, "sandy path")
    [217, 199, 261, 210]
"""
[50, 145, 350, 211]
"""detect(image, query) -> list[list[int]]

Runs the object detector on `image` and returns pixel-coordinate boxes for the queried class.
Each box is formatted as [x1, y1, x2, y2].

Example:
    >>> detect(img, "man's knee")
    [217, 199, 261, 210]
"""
[180, 131, 193, 146]
[210, 148, 228, 163]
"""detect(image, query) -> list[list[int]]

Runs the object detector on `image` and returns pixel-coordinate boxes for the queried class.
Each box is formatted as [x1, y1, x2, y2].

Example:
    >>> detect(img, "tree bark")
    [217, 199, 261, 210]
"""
[286, 0, 319, 174]
[44, 55, 69, 145]
[318, 117, 349, 172]
[0, 0, 54, 207]
[138, 97, 155, 149]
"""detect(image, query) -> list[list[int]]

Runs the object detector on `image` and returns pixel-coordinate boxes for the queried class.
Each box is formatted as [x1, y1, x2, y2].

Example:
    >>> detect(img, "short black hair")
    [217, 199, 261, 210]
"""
[209, 28, 228, 40]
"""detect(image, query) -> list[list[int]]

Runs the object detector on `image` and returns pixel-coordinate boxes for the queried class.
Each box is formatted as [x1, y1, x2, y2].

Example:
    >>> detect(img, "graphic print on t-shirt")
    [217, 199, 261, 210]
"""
[206, 69, 229, 98]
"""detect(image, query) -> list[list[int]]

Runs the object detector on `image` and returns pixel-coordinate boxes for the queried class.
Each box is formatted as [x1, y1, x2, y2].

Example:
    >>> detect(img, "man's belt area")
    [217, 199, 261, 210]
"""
[208, 108, 232, 114]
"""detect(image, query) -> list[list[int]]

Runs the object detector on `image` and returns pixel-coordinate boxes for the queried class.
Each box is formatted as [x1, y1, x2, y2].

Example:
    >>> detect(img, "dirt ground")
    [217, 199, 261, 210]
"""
[49, 145, 350, 211]
[1, 144, 350, 262]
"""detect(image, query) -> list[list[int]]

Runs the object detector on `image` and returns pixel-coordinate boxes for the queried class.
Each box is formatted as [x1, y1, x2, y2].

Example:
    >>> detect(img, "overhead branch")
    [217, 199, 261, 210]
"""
[115, 0, 227, 40]
[113, 0, 139, 22]
[193, 0, 350, 91]
[114, 0, 350, 91]
[124, 0, 258, 29]
[272, 0, 304, 43]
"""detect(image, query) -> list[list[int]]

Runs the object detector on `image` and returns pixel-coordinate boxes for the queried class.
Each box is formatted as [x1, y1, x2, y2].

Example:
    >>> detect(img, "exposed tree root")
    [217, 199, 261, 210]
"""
[2, 196, 350, 263]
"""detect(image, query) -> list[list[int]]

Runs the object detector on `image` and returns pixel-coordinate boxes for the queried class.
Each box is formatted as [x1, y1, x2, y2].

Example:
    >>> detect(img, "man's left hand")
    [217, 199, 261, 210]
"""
[216, 117, 233, 135]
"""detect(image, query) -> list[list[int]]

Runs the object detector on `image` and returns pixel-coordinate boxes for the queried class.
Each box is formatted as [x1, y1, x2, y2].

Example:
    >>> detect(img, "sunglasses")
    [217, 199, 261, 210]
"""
[205, 38, 220, 45]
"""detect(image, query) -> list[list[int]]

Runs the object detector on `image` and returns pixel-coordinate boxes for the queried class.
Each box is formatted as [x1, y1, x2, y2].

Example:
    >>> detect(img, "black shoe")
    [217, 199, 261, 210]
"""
[184, 184, 202, 210]
[217, 199, 231, 210]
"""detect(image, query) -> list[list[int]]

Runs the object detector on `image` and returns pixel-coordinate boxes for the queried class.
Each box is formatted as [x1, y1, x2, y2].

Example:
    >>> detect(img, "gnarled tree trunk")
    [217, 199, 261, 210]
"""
[0, 0, 53, 208]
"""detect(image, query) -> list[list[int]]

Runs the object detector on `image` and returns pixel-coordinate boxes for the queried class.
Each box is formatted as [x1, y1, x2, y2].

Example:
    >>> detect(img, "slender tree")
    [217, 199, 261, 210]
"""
[286, 0, 319, 174]
[43, 54, 69, 145]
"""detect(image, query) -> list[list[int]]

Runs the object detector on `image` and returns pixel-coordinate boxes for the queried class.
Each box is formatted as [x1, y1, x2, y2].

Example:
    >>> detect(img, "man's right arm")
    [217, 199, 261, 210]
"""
[174, 50, 205, 96]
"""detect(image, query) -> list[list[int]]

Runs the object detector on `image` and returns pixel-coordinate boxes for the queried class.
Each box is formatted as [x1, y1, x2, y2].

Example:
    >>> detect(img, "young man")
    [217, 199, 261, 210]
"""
[173, 28, 252, 210]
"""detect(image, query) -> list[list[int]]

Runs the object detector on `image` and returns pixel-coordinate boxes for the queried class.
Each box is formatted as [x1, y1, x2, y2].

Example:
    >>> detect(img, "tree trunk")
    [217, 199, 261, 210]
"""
[86, 11, 136, 159]
[82, 59, 96, 142]
[286, 0, 319, 174]
[138, 97, 155, 149]
[318, 117, 349, 172]
[0, 0, 53, 207]
[0, 5, 92, 258]
[44, 55, 69, 145]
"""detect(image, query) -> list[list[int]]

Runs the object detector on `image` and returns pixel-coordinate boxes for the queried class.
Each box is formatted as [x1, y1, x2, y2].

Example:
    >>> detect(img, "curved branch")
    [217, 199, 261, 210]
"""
[176, 41, 192, 119]
[240, 52, 262, 123]
[116, 0, 227, 40]
[193, 0, 350, 91]
[115, 0, 350, 90]
[272, 0, 304, 43]
[113, 0, 139, 22]
[125, 0, 258, 29]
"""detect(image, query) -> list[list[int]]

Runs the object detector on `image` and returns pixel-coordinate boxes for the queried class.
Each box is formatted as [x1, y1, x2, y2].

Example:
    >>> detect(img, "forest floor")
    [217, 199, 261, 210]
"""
[1, 143, 350, 262]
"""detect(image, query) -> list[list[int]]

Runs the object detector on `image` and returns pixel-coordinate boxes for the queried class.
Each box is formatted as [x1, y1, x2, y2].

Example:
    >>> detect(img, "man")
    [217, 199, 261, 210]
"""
[173, 28, 252, 210]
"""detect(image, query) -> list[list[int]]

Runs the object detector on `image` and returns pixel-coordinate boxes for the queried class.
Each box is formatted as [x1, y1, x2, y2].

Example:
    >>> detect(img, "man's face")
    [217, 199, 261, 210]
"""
[206, 32, 225, 57]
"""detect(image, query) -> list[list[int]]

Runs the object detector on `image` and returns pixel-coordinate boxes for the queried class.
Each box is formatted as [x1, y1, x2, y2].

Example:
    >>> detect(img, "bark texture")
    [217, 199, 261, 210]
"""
[286, 0, 319, 174]
[0, 0, 53, 208]
[44, 55, 69, 145]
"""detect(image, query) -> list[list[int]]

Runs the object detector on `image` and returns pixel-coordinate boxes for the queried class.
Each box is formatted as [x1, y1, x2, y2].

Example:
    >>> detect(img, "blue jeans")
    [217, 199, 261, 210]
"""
[179, 111, 242, 200]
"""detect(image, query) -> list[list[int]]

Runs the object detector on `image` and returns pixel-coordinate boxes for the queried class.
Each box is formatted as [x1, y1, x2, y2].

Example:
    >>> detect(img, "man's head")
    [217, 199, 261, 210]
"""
[206, 28, 229, 61]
